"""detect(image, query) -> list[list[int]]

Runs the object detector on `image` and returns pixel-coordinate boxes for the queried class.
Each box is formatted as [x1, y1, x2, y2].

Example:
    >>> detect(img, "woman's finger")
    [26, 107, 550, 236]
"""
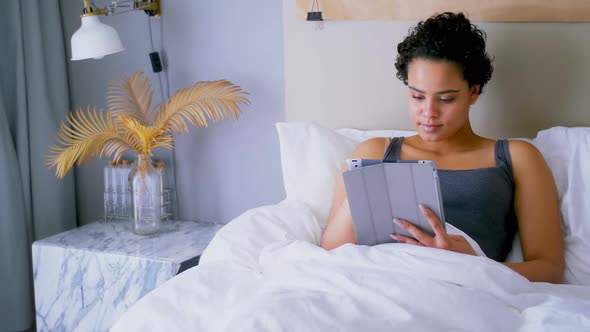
[391, 233, 424, 246]
[419, 204, 447, 237]
[393, 218, 433, 246]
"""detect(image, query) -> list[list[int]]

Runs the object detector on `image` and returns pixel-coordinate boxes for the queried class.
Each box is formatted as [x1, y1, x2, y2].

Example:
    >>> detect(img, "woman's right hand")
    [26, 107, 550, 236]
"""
[390, 204, 477, 256]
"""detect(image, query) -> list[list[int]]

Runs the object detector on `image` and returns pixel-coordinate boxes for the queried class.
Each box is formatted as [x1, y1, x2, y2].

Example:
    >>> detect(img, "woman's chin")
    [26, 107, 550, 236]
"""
[416, 124, 453, 142]
[417, 131, 446, 142]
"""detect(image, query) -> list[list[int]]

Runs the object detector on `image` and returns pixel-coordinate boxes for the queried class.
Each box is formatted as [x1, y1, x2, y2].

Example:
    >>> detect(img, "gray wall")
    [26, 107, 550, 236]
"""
[60, 1, 285, 224]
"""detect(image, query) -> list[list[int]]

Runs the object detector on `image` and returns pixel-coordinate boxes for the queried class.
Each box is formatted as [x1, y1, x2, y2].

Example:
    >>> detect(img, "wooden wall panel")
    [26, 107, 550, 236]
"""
[296, 0, 590, 22]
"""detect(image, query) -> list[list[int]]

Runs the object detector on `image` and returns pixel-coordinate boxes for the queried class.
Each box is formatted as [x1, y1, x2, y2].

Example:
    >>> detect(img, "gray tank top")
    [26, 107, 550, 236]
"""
[384, 137, 518, 261]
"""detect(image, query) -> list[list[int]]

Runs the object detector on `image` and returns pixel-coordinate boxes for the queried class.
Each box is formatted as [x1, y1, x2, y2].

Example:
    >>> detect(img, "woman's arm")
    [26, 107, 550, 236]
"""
[320, 138, 388, 250]
[504, 140, 564, 283]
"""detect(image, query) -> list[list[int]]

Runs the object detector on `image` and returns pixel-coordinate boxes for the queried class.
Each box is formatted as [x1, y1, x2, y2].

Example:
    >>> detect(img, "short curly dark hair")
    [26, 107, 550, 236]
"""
[395, 12, 493, 94]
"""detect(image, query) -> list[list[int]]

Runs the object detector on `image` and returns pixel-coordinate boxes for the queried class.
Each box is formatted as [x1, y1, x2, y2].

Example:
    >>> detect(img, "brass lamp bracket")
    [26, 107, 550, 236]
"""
[80, 0, 107, 17]
[135, 0, 161, 17]
[79, 0, 161, 18]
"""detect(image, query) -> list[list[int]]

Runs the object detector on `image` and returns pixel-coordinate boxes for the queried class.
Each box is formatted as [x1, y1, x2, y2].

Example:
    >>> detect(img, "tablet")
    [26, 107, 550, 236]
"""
[342, 159, 446, 246]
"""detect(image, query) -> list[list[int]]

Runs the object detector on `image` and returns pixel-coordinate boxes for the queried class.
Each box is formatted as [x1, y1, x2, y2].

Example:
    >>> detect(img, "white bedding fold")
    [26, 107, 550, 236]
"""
[111, 201, 590, 332]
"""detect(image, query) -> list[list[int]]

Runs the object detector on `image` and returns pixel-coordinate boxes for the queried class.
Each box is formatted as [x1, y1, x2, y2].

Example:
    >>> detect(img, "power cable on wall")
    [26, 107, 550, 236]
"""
[148, 15, 180, 220]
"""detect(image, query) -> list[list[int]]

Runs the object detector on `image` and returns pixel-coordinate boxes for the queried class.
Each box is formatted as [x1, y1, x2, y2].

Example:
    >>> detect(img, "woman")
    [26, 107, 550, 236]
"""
[320, 12, 564, 283]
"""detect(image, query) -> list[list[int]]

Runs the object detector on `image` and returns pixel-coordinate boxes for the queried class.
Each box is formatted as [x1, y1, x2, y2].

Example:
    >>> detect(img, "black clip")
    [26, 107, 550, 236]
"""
[307, 11, 323, 21]
[149, 52, 163, 73]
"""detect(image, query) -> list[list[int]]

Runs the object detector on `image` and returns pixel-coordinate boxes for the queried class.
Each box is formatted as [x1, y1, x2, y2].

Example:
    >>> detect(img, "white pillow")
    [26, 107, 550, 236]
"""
[276, 122, 356, 226]
[532, 126, 590, 285]
[276, 122, 415, 227]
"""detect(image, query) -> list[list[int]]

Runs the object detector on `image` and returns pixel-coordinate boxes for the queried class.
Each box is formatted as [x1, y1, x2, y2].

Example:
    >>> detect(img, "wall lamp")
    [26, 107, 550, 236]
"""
[71, 0, 161, 61]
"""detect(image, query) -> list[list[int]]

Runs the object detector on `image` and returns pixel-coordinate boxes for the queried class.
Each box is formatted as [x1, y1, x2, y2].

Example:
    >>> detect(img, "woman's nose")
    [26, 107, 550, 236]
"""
[422, 99, 440, 118]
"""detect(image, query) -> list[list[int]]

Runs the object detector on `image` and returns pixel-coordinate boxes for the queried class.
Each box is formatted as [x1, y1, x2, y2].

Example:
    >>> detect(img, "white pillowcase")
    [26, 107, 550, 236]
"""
[276, 122, 415, 226]
[532, 126, 590, 285]
[276, 122, 357, 226]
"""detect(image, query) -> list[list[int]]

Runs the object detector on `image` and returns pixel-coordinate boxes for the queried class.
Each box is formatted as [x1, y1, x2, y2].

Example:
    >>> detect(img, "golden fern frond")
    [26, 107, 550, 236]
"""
[47, 107, 132, 179]
[151, 132, 175, 151]
[153, 80, 250, 135]
[119, 115, 170, 155]
[101, 140, 135, 163]
[106, 71, 154, 125]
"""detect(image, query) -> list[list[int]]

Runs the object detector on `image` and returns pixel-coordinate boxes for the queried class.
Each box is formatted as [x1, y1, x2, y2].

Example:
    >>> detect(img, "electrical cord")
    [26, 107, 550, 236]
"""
[148, 17, 166, 101]
[148, 15, 180, 220]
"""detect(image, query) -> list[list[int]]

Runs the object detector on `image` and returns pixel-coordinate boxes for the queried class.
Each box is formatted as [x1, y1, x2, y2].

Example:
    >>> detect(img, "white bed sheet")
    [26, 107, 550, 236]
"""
[111, 201, 590, 332]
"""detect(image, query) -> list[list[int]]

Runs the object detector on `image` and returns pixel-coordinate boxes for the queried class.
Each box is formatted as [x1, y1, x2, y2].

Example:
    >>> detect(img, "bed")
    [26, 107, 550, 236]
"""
[111, 122, 590, 331]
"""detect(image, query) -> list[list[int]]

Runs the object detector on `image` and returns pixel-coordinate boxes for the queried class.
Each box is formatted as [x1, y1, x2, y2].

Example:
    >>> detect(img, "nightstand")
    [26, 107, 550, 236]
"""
[31, 220, 223, 332]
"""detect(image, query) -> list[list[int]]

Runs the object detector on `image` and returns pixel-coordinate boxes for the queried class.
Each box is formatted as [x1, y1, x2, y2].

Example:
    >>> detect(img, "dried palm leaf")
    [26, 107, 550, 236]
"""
[153, 80, 249, 135]
[47, 107, 133, 179]
[119, 115, 173, 155]
[106, 71, 154, 125]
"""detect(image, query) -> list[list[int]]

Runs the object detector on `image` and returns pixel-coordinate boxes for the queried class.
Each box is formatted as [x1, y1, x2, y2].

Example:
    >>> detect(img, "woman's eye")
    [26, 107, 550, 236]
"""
[412, 95, 424, 100]
[440, 98, 455, 103]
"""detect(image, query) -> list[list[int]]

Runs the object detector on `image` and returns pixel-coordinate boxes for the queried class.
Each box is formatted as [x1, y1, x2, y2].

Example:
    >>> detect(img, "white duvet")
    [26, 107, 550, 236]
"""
[111, 201, 590, 332]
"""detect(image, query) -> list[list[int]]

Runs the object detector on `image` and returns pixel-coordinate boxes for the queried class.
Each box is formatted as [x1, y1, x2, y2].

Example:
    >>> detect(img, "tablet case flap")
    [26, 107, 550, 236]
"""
[343, 162, 444, 246]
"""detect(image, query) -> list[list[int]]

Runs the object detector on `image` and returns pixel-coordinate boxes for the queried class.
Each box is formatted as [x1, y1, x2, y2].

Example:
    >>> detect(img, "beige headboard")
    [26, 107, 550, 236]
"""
[283, 0, 590, 138]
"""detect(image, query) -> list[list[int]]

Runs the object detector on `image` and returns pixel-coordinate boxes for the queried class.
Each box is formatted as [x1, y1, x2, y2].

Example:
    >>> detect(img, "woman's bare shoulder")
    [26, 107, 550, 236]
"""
[507, 139, 554, 184]
[507, 139, 545, 166]
[351, 137, 389, 159]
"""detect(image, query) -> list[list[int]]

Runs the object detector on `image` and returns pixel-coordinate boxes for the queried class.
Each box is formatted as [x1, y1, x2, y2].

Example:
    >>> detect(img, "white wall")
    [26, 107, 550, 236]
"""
[284, 0, 590, 138]
[60, 0, 285, 224]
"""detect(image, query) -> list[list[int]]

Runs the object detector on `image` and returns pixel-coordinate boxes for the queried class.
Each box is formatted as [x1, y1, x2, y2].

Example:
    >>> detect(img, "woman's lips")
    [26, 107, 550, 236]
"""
[420, 123, 442, 133]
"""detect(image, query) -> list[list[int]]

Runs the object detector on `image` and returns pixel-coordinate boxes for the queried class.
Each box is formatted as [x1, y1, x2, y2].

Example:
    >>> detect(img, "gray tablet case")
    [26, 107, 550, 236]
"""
[342, 160, 446, 246]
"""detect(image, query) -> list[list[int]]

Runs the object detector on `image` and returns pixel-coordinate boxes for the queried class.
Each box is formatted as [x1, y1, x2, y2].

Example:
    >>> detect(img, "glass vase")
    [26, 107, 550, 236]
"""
[129, 154, 162, 235]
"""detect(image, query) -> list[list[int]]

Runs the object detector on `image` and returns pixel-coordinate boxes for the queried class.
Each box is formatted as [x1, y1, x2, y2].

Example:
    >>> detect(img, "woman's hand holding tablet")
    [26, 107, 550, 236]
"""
[391, 204, 477, 256]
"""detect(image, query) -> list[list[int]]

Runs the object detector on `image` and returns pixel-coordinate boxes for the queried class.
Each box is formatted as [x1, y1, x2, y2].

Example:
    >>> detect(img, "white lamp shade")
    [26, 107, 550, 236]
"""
[71, 15, 125, 61]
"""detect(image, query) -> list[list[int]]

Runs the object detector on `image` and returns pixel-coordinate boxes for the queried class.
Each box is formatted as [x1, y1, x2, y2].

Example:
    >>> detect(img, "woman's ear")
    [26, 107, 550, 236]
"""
[470, 85, 481, 105]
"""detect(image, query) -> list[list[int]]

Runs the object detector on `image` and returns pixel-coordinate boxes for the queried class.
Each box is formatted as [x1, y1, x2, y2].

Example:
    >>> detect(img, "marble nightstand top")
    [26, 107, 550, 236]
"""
[34, 219, 224, 264]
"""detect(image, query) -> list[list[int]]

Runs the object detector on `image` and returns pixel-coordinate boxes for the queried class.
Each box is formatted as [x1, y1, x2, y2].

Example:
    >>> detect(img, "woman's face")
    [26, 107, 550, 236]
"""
[406, 58, 479, 142]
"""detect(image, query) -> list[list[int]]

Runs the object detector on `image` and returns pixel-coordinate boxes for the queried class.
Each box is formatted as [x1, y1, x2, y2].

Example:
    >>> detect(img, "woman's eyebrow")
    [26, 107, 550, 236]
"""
[409, 86, 460, 94]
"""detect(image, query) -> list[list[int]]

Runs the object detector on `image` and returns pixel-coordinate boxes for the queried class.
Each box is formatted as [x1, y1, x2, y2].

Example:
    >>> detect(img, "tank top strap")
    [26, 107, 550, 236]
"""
[383, 137, 404, 161]
[495, 139, 514, 183]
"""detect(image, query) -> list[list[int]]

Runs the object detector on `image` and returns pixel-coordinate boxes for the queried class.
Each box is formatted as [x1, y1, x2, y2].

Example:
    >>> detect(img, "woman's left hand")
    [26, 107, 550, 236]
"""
[390, 205, 477, 256]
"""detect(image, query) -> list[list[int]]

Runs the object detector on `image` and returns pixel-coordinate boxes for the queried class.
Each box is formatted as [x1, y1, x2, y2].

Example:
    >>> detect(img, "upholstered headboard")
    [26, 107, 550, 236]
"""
[283, 0, 590, 138]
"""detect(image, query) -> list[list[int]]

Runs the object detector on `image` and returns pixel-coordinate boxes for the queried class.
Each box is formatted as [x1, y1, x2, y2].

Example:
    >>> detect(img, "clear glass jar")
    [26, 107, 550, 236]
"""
[129, 154, 162, 235]
[103, 161, 116, 222]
